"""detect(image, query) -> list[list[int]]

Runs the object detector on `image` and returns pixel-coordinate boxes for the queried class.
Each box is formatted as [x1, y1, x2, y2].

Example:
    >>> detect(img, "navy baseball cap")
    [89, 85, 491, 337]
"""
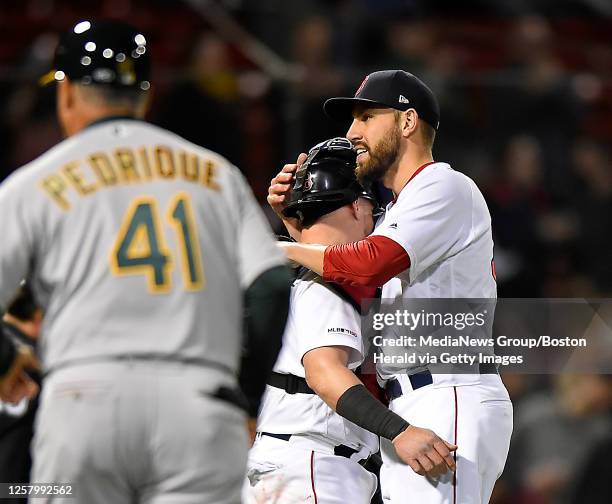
[323, 70, 440, 130]
[39, 20, 151, 90]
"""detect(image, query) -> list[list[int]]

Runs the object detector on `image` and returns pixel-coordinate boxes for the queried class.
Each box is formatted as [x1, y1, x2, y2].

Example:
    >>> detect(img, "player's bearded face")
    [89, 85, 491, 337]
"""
[354, 120, 401, 185]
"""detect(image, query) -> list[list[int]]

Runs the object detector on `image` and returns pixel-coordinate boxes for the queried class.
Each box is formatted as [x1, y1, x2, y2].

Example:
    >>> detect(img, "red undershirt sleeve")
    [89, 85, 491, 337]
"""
[323, 235, 410, 287]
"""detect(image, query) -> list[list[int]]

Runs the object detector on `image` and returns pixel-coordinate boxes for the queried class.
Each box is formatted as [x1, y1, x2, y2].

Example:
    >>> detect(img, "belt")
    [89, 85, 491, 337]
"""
[268, 372, 314, 394]
[385, 362, 498, 401]
[44, 354, 234, 378]
[260, 432, 368, 464]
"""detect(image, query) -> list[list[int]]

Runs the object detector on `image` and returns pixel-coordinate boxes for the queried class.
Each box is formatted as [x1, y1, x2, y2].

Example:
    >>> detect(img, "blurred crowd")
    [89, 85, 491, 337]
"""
[0, 2, 611, 503]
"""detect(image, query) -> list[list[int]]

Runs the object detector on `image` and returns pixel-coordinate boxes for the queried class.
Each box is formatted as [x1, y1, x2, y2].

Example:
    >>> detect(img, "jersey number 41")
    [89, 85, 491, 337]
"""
[109, 192, 204, 293]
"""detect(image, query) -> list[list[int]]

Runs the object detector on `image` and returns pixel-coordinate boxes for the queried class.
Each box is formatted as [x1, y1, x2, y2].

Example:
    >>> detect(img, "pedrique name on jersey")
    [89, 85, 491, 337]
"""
[39, 145, 221, 210]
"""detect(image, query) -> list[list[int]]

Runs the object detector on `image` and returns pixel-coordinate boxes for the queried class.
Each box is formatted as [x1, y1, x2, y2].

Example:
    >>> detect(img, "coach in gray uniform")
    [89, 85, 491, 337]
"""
[0, 20, 290, 504]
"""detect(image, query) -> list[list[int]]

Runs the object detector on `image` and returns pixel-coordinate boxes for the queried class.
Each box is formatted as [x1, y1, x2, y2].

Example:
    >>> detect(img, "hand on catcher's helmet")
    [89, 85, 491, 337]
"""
[267, 153, 308, 220]
[268, 137, 382, 239]
[274, 138, 381, 224]
[268, 152, 308, 242]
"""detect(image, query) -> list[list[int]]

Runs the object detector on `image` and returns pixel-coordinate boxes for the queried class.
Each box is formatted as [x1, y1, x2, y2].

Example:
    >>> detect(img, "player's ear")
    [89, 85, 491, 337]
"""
[350, 199, 360, 220]
[401, 109, 418, 138]
[56, 79, 70, 135]
[56, 78, 67, 110]
[56, 78, 76, 113]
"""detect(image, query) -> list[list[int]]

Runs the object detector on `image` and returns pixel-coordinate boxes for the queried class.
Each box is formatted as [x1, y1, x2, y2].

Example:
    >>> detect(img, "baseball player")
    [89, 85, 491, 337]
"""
[269, 70, 513, 503]
[245, 137, 379, 504]
[0, 20, 291, 504]
[247, 137, 457, 504]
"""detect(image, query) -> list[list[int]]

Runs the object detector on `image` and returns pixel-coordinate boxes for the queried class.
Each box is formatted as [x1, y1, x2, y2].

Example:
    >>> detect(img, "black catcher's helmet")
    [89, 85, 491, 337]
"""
[283, 137, 381, 226]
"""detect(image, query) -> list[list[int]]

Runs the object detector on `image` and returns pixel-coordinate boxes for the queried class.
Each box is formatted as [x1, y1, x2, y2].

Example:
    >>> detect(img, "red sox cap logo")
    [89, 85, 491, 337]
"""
[355, 75, 369, 96]
[304, 172, 313, 191]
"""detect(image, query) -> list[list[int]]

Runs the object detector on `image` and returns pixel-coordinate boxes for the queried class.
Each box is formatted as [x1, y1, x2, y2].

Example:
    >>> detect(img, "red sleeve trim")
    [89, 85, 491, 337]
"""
[323, 235, 410, 287]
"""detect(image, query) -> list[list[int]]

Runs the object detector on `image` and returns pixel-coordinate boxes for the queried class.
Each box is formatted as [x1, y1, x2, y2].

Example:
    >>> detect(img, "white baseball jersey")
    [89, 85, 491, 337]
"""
[256, 273, 379, 453]
[370, 162, 512, 504]
[0, 118, 285, 375]
[372, 162, 496, 384]
[372, 162, 496, 300]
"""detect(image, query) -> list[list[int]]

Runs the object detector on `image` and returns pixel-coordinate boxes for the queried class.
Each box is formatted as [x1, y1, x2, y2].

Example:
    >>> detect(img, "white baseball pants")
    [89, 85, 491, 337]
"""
[380, 374, 513, 504]
[244, 433, 377, 504]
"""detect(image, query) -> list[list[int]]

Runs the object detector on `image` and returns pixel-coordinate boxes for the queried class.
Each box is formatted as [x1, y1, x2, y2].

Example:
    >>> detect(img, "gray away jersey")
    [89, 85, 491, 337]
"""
[0, 118, 285, 374]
